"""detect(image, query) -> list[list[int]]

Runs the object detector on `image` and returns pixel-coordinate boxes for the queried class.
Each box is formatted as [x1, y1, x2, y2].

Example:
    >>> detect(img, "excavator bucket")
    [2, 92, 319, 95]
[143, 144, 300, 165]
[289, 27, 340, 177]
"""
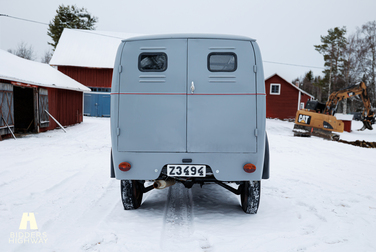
[359, 120, 374, 131]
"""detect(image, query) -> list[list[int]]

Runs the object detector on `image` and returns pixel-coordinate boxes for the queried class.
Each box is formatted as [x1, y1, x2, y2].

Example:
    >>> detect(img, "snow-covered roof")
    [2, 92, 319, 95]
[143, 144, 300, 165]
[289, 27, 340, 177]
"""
[0, 50, 90, 92]
[266, 73, 315, 98]
[50, 29, 141, 68]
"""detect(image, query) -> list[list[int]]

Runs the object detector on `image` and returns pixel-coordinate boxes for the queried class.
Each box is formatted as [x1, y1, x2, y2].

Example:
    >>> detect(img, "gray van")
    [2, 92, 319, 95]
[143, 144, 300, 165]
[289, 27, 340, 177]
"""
[110, 34, 269, 214]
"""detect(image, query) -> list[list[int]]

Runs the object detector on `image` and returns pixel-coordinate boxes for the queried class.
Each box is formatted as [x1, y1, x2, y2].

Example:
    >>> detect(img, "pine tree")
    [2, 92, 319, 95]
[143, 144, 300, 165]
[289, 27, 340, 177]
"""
[314, 27, 347, 99]
[47, 4, 98, 50]
[313, 76, 324, 102]
[303, 70, 314, 95]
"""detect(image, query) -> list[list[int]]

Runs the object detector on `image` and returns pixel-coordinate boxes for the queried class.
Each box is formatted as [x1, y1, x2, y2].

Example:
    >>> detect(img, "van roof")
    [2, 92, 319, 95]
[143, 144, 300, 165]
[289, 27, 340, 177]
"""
[123, 33, 256, 42]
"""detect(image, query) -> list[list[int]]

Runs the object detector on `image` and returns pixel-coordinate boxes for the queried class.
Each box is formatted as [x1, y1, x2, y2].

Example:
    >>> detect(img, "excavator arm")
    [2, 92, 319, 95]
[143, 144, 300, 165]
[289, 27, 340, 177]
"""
[324, 82, 374, 130]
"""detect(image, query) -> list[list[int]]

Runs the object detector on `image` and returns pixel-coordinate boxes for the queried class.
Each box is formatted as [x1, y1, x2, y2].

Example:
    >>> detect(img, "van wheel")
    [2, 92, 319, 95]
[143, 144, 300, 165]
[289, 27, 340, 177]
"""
[240, 181, 261, 214]
[121, 180, 143, 210]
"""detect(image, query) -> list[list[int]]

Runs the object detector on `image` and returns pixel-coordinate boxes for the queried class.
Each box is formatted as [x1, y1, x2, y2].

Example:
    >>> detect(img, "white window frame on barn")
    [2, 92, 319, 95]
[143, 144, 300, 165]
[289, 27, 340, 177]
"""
[270, 83, 281, 95]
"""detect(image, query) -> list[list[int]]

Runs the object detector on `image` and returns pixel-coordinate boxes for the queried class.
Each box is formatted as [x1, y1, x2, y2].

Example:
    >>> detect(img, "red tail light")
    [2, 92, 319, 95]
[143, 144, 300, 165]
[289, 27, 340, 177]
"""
[243, 163, 256, 173]
[119, 162, 131, 172]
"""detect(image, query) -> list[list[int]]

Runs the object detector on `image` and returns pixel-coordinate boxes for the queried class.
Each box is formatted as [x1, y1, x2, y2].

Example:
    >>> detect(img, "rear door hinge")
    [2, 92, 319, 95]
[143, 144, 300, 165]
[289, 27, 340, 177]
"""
[118, 65, 123, 73]
[117, 128, 121, 136]
[253, 65, 257, 73]
[254, 129, 258, 137]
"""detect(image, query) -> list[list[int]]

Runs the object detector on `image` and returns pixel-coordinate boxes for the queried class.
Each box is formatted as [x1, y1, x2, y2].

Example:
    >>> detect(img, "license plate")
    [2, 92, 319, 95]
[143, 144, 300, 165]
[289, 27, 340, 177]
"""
[167, 165, 206, 177]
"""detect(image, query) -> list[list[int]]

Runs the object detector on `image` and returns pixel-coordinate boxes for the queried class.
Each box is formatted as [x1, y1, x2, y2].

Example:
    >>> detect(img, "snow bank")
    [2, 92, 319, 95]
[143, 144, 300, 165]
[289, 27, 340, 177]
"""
[0, 117, 375, 251]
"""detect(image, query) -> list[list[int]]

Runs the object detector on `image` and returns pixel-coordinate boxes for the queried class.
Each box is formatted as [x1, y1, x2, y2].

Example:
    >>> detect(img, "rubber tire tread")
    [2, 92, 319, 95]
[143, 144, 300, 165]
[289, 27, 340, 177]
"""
[241, 181, 261, 214]
[121, 180, 143, 210]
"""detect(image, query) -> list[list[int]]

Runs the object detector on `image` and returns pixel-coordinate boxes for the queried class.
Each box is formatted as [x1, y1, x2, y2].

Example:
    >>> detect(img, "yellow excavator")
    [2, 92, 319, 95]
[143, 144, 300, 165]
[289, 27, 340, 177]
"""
[293, 82, 375, 140]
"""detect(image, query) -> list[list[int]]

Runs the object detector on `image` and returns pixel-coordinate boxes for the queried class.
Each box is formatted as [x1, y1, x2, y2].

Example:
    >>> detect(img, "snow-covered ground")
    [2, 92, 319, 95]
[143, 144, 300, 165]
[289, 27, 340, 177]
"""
[1, 117, 376, 252]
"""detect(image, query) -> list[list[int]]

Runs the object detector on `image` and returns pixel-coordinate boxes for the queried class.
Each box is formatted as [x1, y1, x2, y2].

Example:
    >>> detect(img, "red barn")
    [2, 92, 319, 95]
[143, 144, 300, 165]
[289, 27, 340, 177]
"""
[0, 50, 90, 139]
[265, 73, 314, 120]
[49, 29, 140, 117]
[50, 29, 140, 91]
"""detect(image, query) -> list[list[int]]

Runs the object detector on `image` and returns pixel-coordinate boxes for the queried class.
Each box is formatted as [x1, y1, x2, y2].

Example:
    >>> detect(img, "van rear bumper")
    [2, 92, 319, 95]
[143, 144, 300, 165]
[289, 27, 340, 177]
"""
[112, 151, 265, 182]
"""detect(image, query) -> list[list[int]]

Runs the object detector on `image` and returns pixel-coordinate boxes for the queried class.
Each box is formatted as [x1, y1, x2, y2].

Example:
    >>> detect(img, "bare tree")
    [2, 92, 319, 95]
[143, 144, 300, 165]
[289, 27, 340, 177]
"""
[41, 50, 53, 64]
[360, 21, 376, 103]
[7, 41, 36, 60]
[342, 32, 361, 84]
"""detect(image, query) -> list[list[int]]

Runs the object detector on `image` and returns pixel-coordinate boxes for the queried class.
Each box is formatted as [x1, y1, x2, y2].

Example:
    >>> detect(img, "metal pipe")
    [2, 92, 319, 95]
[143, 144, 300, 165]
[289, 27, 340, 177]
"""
[44, 110, 66, 133]
[153, 178, 176, 189]
[215, 181, 242, 195]
[142, 184, 155, 193]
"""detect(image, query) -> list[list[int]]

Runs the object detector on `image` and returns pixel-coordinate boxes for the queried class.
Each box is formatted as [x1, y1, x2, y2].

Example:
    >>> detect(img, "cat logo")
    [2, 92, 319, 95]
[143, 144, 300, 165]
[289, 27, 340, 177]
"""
[298, 114, 311, 124]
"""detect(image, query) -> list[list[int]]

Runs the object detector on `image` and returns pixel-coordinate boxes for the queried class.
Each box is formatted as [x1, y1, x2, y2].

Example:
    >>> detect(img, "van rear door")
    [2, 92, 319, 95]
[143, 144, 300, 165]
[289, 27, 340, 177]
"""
[117, 38, 257, 153]
[117, 39, 187, 152]
[187, 39, 257, 153]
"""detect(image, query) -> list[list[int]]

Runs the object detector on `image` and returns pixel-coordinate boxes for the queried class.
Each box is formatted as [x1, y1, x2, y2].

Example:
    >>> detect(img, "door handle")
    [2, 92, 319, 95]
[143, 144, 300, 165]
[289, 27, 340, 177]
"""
[191, 81, 195, 94]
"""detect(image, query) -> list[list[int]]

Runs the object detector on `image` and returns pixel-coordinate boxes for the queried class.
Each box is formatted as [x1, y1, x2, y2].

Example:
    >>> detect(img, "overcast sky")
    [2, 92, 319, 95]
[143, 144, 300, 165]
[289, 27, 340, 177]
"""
[1, 0, 376, 82]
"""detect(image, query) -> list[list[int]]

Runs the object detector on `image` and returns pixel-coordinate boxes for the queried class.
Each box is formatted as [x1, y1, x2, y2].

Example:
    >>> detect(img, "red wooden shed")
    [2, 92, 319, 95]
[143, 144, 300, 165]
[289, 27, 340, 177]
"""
[265, 73, 314, 120]
[0, 50, 90, 139]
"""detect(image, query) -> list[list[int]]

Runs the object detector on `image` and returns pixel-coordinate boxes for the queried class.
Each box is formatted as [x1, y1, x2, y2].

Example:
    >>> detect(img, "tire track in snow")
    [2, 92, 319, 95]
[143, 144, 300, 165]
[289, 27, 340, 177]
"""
[160, 182, 196, 251]
[40, 178, 120, 250]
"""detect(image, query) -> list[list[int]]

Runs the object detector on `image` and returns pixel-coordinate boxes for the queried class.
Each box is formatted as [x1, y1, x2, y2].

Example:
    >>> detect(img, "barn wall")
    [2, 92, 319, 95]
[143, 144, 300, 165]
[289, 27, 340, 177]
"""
[40, 88, 84, 132]
[300, 93, 311, 108]
[266, 75, 301, 120]
[57, 66, 113, 88]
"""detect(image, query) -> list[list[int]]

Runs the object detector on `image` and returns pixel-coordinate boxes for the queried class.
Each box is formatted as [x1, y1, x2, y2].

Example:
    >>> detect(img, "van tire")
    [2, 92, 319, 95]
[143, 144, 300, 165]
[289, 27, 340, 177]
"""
[240, 181, 261, 214]
[121, 180, 143, 210]
[262, 133, 270, 179]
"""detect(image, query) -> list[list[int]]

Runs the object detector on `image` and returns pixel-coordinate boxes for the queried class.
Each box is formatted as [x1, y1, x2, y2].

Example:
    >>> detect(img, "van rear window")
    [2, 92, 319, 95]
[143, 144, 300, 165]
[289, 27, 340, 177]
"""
[139, 53, 167, 72]
[208, 53, 237, 72]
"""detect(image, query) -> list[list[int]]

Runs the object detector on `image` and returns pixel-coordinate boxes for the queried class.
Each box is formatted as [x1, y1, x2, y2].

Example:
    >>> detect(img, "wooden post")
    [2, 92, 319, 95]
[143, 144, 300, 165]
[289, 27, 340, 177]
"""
[44, 110, 67, 133]
[1, 116, 16, 140]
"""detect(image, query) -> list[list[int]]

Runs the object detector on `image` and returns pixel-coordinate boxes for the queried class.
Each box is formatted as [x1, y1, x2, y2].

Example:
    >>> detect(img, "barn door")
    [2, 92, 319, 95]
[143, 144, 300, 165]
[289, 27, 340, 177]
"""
[83, 93, 111, 117]
[99, 94, 111, 117]
[39, 88, 49, 128]
[0, 83, 14, 135]
[84, 93, 96, 116]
